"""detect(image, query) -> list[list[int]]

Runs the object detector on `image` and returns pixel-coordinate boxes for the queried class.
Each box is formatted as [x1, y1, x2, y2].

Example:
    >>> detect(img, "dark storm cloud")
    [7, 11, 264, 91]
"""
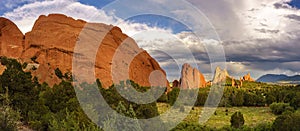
[286, 14, 300, 21]
[254, 28, 280, 34]
[224, 36, 300, 63]
[274, 2, 291, 9]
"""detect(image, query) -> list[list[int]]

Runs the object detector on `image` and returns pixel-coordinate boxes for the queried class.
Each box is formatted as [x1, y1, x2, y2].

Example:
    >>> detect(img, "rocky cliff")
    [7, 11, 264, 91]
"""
[0, 17, 24, 58]
[0, 14, 169, 88]
[180, 63, 206, 89]
[212, 66, 230, 84]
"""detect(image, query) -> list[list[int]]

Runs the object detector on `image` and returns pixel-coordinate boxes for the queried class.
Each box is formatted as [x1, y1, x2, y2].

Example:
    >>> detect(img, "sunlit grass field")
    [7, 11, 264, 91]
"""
[157, 103, 276, 129]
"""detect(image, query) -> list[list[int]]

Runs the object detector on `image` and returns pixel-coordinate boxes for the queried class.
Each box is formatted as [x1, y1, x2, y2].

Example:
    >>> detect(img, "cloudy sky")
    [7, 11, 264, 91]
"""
[1, 0, 300, 81]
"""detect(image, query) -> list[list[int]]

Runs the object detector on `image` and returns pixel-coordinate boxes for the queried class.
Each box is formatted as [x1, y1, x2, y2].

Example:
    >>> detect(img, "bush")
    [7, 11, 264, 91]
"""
[157, 93, 168, 103]
[171, 122, 212, 131]
[102, 102, 141, 131]
[0, 57, 40, 120]
[253, 123, 272, 131]
[167, 87, 180, 106]
[290, 92, 300, 109]
[272, 112, 300, 131]
[31, 56, 37, 62]
[270, 102, 293, 115]
[0, 88, 21, 131]
[230, 111, 245, 128]
[55, 68, 63, 79]
[231, 90, 244, 106]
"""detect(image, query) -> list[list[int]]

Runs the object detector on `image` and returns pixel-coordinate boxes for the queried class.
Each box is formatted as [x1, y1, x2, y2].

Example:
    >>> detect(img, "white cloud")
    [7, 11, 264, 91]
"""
[2, 0, 116, 34]
[2, 0, 300, 81]
[1, 0, 173, 37]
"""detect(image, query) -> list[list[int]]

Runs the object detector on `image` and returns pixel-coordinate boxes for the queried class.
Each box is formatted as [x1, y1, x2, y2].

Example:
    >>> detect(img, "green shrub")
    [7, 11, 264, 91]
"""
[167, 87, 180, 106]
[31, 56, 37, 62]
[290, 92, 300, 109]
[0, 87, 21, 131]
[55, 68, 63, 79]
[230, 111, 245, 128]
[157, 93, 168, 103]
[171, 122, 212, 131]
[272, 112, 300, 131]
[231, 90, 244, 106]
[102, 102, 141, 131]
[270, 102, 293, 115]
[253, 123, 272, 131]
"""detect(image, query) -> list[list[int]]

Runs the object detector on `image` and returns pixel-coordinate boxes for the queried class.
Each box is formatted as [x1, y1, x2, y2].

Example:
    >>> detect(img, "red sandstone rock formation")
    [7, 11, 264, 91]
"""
[206, 81, 212, 87]
[172, 80, 180, 88]
[0, 14, 169, 88]
[242, 73, 255, 82]
[0, 18, 24, 58]
[212, 66, 230, 84]
[180, 63, 206, 89]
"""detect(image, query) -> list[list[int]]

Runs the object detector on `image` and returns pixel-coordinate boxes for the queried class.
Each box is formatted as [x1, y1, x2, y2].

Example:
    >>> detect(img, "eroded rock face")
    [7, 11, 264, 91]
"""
[242, 73, 255, 82]
[0, 18, 24, 58]
[0, 14, 169, 88]
[180, 63, 206, 89]
[212, 66, 230, 84]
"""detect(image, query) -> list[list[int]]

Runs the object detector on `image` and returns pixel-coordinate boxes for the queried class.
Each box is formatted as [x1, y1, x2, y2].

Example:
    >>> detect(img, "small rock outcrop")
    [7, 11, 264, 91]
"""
[231, 77, 243, 88]
[212, 66, 230, 84]
[206, 81, 212, 87]
[180, 63, 206, 89]
[242, 73, 255, 82]
[172, 80, 180, 88]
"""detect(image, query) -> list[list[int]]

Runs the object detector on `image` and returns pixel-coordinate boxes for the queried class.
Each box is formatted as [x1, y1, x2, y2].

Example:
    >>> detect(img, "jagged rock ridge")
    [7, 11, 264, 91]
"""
[212, 66, 230, 84]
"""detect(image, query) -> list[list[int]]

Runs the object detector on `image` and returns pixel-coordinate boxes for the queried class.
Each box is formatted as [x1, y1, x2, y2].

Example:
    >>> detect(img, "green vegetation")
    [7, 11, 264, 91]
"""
[0, 87, 21, 131]
[0, 57, 161, 130]
[164, 79, 300, 108]
[0, 57, 300, 130]
[54, 68, 63, 79]
[230, 111, 245, 128]
[270, 102, 294, 115]
[102, 101, 142, 131]
[272, 111, 300, 131]
[157, 103, 276, 129]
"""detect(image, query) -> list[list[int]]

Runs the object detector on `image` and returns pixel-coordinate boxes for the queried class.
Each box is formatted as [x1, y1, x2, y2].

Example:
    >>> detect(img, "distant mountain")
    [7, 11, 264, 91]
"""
[281, 75, 300, 81]
[257, 74, 300, 83]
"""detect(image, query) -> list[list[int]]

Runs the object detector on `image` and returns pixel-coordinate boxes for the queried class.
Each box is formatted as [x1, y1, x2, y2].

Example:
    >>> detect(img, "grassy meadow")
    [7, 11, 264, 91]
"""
[157, 103, 276, 129]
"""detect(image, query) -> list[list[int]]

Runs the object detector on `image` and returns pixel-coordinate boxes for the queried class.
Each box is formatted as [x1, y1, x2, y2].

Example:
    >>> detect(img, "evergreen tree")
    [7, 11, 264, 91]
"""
[102, 101, 142, 131]
[0, 87, 21, 131]
[230, 111, 245, 128]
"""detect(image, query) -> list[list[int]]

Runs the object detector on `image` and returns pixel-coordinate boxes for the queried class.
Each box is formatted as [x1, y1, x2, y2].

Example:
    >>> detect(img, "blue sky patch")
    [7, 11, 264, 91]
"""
[288, 0, 300, 9]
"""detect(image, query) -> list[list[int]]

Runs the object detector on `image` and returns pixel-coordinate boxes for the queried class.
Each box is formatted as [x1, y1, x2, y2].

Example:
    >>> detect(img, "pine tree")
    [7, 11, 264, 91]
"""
[0, 87, 21, 131]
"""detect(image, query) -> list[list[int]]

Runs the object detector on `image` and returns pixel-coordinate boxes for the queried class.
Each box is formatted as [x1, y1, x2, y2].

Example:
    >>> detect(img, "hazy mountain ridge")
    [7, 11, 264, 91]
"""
[257, 74, 300, 83]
